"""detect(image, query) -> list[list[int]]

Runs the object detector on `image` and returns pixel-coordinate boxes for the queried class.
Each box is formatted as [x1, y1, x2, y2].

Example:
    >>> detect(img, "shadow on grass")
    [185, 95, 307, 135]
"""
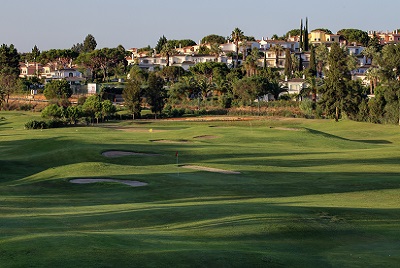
[305, 128, 392, 144]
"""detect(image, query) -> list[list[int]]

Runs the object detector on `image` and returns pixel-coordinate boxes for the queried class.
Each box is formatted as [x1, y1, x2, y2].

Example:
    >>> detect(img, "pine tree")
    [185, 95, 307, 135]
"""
[318, 42, 351, 121]
[145, 73, 166, 119]
[155, 35, 168, 54]
[83, 34, 97, 53]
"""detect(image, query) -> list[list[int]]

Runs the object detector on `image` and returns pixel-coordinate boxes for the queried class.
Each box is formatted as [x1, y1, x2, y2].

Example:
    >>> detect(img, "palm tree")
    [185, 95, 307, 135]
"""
[160, 43, 176, 67]
[315, 44, 329, 77]
[361, 46, 378, 65]
[195, 75, 215, 101]
[271, 44, 284, 67]
[365, 67, 380, 95]
[231, 28, 245, 68]
[210, 43, 222, 62]
[305, 76, 323, 102]
[268, 80, 288, 100]
[243, 48, 261, 76]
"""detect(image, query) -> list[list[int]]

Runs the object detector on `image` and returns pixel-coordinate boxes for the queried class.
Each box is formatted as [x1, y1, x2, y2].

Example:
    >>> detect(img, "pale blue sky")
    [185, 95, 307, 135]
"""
[1, 0, 399, 52]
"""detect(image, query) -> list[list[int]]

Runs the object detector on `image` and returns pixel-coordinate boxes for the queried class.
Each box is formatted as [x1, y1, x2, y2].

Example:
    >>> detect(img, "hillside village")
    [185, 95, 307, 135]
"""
[19, 28, 400, 90]
[2, 22, 400, 124]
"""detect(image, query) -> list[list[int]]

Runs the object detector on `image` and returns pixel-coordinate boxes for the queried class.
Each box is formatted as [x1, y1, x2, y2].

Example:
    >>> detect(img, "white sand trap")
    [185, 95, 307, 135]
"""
[70, 178, 147, 187]
[102, 151, 160, 158]
[181, 165, 240, 174]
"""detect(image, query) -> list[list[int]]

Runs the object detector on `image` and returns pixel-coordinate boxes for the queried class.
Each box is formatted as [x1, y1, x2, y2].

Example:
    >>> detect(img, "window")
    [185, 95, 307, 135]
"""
[69, 72, 73, 77]
[331, 38, 335, 41]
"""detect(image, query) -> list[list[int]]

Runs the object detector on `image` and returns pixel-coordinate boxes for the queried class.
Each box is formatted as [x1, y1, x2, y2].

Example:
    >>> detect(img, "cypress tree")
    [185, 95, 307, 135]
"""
[308, 45, 316, 76]
[304, 17, 309, 51]
[284, 48, 293, 78]
[299, 19, 303, 52]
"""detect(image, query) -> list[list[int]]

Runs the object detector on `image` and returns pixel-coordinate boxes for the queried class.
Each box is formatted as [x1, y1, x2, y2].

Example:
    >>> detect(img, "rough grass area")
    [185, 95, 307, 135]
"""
[0, 111, 399, 267]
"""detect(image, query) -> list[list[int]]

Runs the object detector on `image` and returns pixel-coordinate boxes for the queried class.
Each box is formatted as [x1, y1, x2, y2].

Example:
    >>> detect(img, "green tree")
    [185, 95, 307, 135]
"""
[244, 47, 261, 77]
[155, 35, 168, 54]
[299, 19, 303, 51]
[160, 66, 185, 83]
[41, 104, 63, 119]
[83, 94, 103, 124]
[312, 28, 333, 34]
[308, 45, 317, 76]
[29, 45, 41, 62]
[284, 48, 293, 78]
[160, 43, 176, 67]
[318, 42, 353, 121]
[167, 39, 196, 48]
[210, 43, 222, 61]
[231, 28, 245, 68]
[201, 34, 226, 45]
[145, 72, 166, 118]
[0, 44, 20, 77]
[285, 29, 301, 39]
[0, 74, 18, 106]
[337, 29, 369, 46]
[367, 33, 382, 52]
[128, 65, 147, 83]
[361, 45, 378, 65]
[90, 47, 126, 82]
[83, 34, 97, 52]
[267, 80, 288, 100]
[365, 67, 381, 95]
[39, 49, 78, 69]
[101, 100, 116, 121]
[43, 79, 72, 103]
[123, 80, 142, 119]
[315, 44, 329, 77]
[376, 43, 400, 81]
[194, 74, 215, 101]
[271, 44, 284, 67]
[303, 17, 309, 51]
[232, 75, 269, 106]
[64, 105, 83, 125]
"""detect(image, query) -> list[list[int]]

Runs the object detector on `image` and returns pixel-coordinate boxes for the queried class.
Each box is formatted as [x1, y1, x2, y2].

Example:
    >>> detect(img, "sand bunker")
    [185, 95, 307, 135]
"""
[102, 151, 160, 158]
[193, 135, 218, 139]
[181, 165, 240, 174]
[70, 178, 147, 187]
[150, 139, 190, 143]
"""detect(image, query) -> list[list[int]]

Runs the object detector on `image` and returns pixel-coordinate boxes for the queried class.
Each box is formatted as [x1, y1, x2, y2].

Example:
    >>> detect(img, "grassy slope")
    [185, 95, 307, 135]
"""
[0, 112, 399, 267]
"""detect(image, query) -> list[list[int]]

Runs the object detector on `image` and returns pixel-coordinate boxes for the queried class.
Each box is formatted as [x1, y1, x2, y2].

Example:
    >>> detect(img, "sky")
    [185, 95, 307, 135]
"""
[1, 0, 400, 53]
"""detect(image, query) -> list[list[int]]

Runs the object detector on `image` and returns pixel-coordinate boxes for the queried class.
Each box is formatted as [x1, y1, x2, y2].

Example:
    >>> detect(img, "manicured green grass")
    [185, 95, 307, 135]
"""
[1, 112, 399, 267]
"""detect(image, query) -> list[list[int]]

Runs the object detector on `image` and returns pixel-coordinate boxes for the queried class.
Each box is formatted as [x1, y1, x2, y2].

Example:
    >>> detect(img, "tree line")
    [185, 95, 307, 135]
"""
[2, 28, 400, 125]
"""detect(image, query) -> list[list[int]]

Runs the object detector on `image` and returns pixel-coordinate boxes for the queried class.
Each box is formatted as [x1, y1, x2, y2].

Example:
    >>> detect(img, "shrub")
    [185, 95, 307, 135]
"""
[299, 99, 314, 117]
[18, 103, 35, 111]
[25, 120, 47, 129]
[46, 119, 65, 128]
